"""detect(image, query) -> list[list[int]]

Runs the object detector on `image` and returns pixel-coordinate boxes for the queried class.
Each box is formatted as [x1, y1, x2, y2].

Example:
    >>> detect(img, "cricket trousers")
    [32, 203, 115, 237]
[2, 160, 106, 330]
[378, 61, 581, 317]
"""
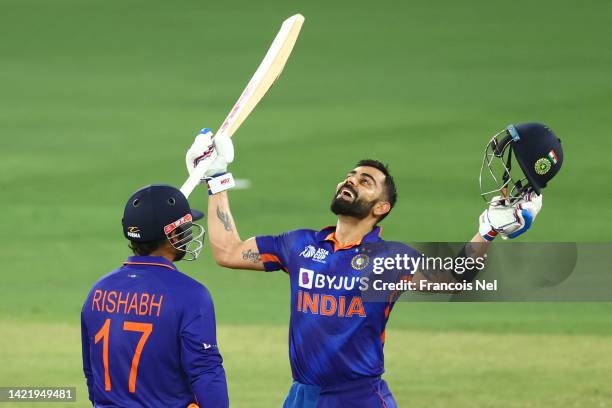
[282, 376, 397, 408]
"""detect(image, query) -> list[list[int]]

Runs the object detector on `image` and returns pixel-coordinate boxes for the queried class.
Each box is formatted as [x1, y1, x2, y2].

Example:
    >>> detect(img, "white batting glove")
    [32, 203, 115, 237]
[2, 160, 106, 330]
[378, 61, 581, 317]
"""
[479, 192, 543, 241]
[185, 128, 215, 182]
[185, 128, 235, 181]
[208, 132, 234, 177]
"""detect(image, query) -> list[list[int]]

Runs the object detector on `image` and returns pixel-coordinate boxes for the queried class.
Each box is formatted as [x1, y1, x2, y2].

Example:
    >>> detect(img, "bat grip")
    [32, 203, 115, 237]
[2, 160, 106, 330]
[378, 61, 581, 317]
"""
[180, 162, 211, 198]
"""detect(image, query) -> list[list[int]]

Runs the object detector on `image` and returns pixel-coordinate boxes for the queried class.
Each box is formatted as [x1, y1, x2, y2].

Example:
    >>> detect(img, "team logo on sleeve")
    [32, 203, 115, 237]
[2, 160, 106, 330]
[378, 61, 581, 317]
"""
[299, 245, 329, 263]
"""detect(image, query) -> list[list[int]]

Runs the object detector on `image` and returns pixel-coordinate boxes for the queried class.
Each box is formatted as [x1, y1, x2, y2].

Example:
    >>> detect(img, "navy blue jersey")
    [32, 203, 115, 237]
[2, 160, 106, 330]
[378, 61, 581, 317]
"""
[256, 226, 419, 387]
[81, 256, 228, 408]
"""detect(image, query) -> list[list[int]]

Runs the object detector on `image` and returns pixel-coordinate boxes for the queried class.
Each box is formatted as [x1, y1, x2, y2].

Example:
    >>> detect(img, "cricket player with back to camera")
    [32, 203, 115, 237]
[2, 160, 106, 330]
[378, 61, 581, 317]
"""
[186, 122, 563, 407]
[81, 184, 229, 407]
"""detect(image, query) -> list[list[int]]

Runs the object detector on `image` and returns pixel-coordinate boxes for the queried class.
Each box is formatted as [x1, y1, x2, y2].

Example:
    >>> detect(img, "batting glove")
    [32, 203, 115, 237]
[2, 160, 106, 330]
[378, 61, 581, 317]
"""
[186, 128, 216, 180]
[185, 128, 236, 194]
[208, 132, 235, 177]
[479, 192, 543, 241]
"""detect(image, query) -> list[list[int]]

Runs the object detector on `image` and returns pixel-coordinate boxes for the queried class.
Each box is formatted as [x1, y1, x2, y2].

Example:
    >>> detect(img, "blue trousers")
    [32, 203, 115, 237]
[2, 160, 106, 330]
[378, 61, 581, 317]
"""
[283, 376, 397, 408]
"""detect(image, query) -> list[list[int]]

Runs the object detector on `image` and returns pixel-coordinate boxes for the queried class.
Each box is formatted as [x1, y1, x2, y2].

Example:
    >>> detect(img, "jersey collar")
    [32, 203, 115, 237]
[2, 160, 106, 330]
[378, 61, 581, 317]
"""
[316, 225, 383, 252]
[123, 255, 177, 271]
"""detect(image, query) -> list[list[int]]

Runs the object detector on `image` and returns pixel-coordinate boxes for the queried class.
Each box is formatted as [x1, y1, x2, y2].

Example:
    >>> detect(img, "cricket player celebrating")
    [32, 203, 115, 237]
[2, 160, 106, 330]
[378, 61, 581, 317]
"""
[186, 122, 563, 407]
[81, 184, 229, 407]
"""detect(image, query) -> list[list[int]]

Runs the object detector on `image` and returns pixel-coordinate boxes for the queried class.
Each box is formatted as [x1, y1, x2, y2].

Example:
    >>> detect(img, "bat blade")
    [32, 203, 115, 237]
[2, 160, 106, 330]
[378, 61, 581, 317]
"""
[181, 14, 305, 197]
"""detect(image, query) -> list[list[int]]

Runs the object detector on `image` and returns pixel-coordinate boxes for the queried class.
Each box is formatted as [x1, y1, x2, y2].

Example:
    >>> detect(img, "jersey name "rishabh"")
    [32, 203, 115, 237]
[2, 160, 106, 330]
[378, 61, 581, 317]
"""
[90, 290, 164, 317]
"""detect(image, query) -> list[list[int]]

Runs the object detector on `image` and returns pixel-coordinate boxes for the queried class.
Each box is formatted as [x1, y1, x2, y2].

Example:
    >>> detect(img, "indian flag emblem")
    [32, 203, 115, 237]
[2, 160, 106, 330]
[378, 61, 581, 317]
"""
[547, 149, 558, 165]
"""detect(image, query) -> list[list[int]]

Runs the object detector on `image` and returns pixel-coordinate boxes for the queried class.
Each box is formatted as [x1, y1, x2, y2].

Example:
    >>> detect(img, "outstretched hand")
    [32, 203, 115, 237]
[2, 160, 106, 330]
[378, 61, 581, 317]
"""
[479, 192, 543, 241]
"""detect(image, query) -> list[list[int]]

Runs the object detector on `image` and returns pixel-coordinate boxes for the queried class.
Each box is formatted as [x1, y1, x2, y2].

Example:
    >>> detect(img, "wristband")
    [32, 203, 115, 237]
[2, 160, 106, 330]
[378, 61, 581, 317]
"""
[481, 229, 498, 241]
[207, 172, 235, 195]
[478, 210, 498, 241]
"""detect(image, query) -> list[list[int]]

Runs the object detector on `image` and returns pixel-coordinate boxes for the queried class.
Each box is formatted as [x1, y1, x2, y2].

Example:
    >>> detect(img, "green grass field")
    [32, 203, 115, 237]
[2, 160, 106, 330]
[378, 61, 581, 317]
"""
[1, 0, 612, 406]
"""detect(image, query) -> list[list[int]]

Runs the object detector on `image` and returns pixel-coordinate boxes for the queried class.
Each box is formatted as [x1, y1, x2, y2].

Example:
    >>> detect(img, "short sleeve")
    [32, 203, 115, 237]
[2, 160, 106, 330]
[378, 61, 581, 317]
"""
[360, 241, 422, 302]
[387, 243, 422, 287]
[255, 231, 297, 272]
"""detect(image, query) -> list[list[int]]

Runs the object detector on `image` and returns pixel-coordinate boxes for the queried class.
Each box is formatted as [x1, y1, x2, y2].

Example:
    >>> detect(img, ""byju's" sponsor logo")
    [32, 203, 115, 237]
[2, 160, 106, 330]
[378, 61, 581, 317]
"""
[298, 268, 369, 291]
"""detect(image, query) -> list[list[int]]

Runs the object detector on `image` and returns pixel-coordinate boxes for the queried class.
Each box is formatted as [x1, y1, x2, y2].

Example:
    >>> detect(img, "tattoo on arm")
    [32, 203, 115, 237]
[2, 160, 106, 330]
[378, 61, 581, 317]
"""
[216, 206, 233, 232]
[241, 249, 261, 263]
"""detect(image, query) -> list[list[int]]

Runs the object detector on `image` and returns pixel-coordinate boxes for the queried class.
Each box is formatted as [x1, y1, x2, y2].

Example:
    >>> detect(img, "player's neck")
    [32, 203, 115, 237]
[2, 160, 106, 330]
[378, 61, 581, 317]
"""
[149, 245, 178, 263]
[334, 216, 377, 246]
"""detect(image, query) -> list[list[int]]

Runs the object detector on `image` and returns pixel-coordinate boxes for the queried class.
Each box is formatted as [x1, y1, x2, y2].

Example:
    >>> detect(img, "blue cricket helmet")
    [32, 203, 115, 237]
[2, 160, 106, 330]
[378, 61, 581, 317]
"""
[121, 184, 205, 260]
[480, 123, 564, 203]
[512, 123, 563, 194]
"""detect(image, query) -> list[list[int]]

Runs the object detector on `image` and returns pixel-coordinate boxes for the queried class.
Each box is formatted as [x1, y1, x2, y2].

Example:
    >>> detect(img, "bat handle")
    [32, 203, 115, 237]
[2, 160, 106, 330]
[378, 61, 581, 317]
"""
[180, 162, 210, 198]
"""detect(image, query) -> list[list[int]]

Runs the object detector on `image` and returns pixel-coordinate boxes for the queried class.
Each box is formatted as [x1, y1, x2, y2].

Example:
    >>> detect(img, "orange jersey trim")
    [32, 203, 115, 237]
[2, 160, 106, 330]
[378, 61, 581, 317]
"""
[324, 232, 362, 252]
[260, 253, 282, 264]
[260, 253, 288, 273]
[123, 261, 176, 271]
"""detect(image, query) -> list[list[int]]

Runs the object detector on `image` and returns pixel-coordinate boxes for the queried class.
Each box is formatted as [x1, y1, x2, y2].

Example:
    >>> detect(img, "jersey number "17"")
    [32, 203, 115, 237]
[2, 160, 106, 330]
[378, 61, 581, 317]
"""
[94, 318, 153, 393]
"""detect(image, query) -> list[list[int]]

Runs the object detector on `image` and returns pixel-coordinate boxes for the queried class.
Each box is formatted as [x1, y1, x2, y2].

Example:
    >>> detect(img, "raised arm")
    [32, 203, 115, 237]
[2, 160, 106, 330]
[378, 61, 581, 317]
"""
[185, 128, 265, 270]
[208, 191, 265, 270]
[411, 193, 542, 286]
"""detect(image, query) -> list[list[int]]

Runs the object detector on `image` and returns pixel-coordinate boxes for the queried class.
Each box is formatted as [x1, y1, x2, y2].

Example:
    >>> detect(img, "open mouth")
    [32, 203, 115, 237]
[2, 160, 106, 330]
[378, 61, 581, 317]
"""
[337, 187, 356, 200]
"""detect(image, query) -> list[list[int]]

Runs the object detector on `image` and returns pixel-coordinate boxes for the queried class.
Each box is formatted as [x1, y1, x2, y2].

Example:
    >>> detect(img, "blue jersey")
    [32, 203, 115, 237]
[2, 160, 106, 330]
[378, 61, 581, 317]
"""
[81, 256, 228, 408]
[256, 226, 417, 387]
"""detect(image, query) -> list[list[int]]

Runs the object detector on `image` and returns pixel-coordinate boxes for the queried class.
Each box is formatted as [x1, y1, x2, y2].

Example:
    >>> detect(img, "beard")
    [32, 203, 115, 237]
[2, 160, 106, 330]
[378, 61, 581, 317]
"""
[330, 184, 377, 220]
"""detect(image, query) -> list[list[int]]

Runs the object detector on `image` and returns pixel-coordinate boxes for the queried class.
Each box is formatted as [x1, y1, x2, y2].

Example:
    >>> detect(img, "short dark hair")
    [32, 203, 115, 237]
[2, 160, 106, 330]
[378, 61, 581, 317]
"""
[356, 159, 397, 221]
[129, 239, 166, 256]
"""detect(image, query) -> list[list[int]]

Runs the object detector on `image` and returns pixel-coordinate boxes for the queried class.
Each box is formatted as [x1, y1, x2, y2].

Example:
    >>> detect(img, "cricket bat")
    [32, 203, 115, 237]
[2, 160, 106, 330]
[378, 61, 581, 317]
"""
[180, 14, 305, 198]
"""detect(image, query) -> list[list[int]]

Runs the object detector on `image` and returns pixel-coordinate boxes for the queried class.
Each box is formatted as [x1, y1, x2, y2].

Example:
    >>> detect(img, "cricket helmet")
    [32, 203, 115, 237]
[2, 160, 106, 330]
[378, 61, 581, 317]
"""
[480, 123, 563, 204]
[122, 184, 204, 261]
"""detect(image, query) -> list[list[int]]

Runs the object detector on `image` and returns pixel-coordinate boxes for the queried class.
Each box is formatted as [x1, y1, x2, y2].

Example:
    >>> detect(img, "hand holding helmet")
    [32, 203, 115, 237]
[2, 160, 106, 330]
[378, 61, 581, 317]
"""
[478, 122, 563, 240]
[479, 192, 542, 241]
